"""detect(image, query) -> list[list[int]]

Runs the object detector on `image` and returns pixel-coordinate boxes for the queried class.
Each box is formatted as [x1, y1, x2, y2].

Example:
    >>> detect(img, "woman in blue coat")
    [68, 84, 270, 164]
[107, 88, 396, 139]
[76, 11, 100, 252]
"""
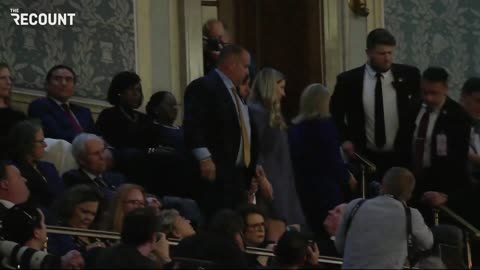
[288, 84, 356, 238]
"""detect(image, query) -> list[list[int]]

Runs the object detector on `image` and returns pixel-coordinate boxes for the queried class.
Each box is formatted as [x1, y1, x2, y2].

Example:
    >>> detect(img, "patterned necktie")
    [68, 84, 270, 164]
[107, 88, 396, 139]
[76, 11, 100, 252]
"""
[232, 87, 251, 167]
[61, 103, 83, 134]
[94, 175, 109, 188]
[375, 73, 386, 148]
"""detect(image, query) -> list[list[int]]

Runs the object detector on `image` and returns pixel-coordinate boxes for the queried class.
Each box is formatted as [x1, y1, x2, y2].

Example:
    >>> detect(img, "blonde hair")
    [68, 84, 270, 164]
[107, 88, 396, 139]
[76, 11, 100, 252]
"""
[292, 83, 331, 124]
[107, 184, 145, 233]
[250, 68, 287, 129]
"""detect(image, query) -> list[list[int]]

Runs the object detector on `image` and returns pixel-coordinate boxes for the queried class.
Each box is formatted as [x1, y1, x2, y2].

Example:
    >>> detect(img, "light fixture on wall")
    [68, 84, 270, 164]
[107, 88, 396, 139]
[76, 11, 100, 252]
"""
[348, 0, 369, 17]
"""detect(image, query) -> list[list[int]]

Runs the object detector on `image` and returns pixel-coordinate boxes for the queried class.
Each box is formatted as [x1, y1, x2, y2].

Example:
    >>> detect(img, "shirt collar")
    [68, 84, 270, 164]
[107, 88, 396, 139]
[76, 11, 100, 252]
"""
[81, 168, 99, 180]
[215, 68, 236, 91]
[0, 199, 14, 209]
[365, 63, 392, 79]
[422, 101, 445, 113]
[48, 96, 69, 107]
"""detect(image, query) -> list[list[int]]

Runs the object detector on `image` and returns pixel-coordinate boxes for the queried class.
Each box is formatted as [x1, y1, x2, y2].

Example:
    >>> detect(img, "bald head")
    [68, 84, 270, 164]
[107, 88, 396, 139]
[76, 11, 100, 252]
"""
[381, 167, 416, 201]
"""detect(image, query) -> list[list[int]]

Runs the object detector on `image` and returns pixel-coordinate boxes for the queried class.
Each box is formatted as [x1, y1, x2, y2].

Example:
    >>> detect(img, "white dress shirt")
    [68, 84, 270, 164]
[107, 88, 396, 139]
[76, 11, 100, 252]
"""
[192, 69, 251, 167]
[48, 96, 82, 126]
[0, 199, 14, 209]
[363, 64, 399, 152]
[413, 104, 441, 168]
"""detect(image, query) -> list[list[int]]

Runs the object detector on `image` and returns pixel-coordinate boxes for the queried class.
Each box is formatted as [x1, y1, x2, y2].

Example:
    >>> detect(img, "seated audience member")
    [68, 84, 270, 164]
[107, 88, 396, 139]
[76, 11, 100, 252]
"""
[96, 71, 148, 149]
[320, 203, 347, 257]
[28, 65, 96, 142]
[63, 133, 125, 198]
[144, 91, 196, 198]
[48, 185, 105, 257]
[146, 193, 163, 216]
[273, 231, 320, 270]
[208, 209, 246, 251]
[101, 183, 146, 233]
[238, 205, 267, 247]
[173, 232, 248, 269]
[238, 205, 275, 267]
[336, 167, 433, 269]
[158, 209, 196, 240]
[0, 160, 29, 216]
[8, 120, 64, 208]
[145, 91, 183, 151]
[0, 63, 26, 159]
[95, 207, 171, 269]
[289, 83, 356, 239]
[2, 204, 84, 269]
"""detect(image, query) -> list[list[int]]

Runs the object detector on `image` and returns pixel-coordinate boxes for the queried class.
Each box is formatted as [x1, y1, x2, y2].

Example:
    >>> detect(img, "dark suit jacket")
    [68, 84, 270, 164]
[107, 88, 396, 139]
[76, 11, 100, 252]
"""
[183, 70, 258, 181]
[330, 64, 421, 153]
[183, 70, 258, 213]
[62, 169, 125, 198]
[397, 98, 471, 207]
[15, 161, 65, 208]
[95, 106, 149, 149]
[28, 97, 96, 142]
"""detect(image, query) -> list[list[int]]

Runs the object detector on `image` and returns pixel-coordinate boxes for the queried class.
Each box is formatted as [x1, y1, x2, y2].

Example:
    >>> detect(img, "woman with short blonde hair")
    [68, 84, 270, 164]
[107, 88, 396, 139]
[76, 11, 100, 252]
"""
[288, 83, 356, 240]
[292, 83, 331, 124]
[249, 68, 305, 241]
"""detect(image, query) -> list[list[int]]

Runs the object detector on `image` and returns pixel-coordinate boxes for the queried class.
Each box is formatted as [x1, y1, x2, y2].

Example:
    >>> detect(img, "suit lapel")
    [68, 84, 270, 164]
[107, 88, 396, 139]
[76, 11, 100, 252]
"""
[210, 71, 240, 124]
[47, 97, 72, 127]
[391, 65, 410, 123]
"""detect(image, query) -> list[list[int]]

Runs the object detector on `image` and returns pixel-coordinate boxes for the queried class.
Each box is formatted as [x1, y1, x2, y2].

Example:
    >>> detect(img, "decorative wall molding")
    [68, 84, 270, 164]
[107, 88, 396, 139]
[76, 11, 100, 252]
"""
[385, 0, 480, 100]
[0, 0, 136, 105]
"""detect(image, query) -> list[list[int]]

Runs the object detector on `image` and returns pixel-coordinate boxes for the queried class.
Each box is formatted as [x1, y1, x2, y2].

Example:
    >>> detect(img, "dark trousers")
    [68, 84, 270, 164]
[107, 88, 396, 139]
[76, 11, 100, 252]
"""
[196, 166, 250, 220]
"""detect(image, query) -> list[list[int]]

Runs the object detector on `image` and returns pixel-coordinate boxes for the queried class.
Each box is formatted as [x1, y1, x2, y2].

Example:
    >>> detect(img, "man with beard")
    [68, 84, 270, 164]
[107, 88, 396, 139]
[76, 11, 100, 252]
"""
[330, 28, 421, 179]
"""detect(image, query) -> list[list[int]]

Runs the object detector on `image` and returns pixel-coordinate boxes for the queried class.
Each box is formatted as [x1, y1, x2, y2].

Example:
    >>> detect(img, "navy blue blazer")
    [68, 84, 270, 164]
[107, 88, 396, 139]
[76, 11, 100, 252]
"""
[288, 118, 350, 229]
[183, 70, 258, 173]
[28, 97, 96, 142]
[15, 160, 65, 208]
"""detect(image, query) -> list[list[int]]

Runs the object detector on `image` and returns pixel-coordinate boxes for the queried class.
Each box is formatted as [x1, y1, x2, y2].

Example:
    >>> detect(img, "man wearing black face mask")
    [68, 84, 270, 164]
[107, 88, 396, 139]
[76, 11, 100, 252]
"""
[203, 19, 228, 74]
[331, 28, 421, 180]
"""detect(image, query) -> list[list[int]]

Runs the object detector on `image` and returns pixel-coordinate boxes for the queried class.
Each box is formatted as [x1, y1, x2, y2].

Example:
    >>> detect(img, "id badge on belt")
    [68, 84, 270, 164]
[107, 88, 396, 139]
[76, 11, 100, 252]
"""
[436, 134, 448, 156]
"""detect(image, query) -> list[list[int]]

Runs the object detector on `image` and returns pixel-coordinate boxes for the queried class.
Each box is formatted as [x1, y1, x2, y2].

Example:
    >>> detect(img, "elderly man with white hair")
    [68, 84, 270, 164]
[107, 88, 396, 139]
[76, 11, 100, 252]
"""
[335, 167, 433, 269]
[62, 133, 125, 197]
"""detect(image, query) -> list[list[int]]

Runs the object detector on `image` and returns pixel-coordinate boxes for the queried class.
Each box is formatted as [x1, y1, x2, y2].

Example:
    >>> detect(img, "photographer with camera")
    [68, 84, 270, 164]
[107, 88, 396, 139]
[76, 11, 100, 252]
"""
[1, 204, 84, 269]
[335, 167, 433, 269]
[202, 19, 229, 74]
[273, 231, 320, 269]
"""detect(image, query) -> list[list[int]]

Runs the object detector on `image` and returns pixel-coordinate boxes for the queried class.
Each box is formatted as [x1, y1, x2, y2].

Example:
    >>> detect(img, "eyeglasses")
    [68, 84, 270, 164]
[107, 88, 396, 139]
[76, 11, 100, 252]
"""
[124, 200, 145, 207]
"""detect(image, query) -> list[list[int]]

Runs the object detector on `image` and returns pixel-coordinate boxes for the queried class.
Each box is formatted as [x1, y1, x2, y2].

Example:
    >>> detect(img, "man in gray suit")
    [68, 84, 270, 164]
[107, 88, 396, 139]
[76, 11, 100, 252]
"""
[336, 167, 433, 269]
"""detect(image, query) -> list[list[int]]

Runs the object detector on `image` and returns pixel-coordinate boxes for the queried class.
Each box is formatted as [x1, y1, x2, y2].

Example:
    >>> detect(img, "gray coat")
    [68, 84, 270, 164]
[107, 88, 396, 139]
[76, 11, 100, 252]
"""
[336, 195, 433, 269]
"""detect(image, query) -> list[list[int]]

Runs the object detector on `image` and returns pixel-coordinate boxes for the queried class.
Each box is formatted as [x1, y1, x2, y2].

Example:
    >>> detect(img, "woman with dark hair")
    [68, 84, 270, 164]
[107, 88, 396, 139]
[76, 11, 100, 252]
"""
[48, 185, 106, 257]
[0, 63, 26, 159]
[145, 91, 183, 151]
[144, 91, 198, 198]
[8, 120, 65, 208]
[96, 71, 149, 149]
